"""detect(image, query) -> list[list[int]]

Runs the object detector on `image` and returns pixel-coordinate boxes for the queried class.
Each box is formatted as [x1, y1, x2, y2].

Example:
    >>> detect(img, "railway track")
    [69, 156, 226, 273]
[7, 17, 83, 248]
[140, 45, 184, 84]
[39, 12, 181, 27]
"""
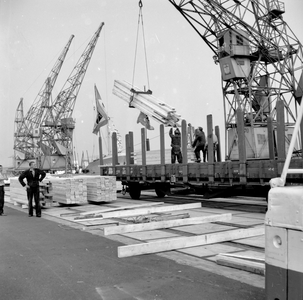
[134, 190, 268, 214]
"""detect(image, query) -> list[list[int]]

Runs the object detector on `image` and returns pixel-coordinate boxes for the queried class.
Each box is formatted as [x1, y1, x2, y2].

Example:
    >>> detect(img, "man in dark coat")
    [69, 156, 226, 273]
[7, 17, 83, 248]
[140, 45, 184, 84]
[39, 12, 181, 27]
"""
[192, 127, 206, 162]
[169, 127, 183, 164]
[19, 162, 46, 217]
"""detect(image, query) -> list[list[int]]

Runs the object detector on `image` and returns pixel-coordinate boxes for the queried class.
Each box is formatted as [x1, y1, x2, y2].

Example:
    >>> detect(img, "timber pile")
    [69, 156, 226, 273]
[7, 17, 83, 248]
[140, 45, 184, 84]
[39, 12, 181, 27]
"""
[10, 177, 28, 205]
[77, 175, 116, 203]
[75, 201, 265, 267]
[50, 177, 88, 204]
[9, 177, 52, 207]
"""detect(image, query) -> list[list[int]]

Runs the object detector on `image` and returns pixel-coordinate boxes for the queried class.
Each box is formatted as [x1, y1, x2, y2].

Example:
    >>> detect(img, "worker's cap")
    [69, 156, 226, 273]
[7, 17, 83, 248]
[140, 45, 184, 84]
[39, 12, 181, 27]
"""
[198, 127, 203, 131]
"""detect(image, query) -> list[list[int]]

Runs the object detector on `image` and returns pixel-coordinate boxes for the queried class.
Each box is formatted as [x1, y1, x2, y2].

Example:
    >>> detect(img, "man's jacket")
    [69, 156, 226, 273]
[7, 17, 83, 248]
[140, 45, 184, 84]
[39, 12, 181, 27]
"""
[19, 168, 46, 188]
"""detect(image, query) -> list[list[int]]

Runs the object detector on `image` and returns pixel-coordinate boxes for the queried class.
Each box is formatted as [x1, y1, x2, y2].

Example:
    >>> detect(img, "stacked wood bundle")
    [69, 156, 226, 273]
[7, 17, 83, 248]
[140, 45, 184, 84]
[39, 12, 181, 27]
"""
[9, 177, 52, 207]
[10, 177, 28, 206]
[113, 80, 181, 127]
[77, 175, 117, 203]
[10, 175, 117, 206]
[50, 177, 87, 205]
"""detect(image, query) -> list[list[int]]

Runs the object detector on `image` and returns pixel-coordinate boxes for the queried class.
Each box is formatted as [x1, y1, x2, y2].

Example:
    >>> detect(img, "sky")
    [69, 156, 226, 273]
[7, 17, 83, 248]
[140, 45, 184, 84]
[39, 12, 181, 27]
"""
[1, 0, 303, 168]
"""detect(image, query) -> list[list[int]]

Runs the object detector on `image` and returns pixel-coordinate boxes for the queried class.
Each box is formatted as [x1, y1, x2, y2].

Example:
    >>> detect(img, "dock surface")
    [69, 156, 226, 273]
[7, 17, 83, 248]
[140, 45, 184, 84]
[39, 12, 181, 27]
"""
[1, 190, 266, 299]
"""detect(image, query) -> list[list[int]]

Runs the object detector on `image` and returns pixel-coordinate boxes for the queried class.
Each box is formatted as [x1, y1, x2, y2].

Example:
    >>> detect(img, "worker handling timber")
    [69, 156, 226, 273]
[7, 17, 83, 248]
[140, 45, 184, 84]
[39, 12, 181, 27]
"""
[204, 130, 218, 162]
[0, 165, 8, 216]
[192, 127, 206, 162]
[169, 127, 183, 163]
[18, 162, 46, 217]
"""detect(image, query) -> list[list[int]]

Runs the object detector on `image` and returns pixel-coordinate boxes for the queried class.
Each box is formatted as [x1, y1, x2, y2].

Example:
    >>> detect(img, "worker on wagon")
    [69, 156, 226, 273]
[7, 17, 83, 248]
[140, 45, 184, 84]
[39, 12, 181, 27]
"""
[169, 127, 183, 164]
[192, 127, 206, 163]
[204, 130, 218, 162]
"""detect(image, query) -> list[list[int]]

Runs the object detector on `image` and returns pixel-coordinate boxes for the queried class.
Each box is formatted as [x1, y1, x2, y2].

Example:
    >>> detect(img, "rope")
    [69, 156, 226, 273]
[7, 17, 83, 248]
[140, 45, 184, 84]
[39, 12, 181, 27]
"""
[131, 0, 151, 91]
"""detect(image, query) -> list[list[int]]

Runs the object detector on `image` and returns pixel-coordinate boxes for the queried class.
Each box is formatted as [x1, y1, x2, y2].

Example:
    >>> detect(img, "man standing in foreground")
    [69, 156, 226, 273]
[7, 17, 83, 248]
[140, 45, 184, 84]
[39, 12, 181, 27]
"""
[19, 162, 46, 217]
[0, 165, 8, 216]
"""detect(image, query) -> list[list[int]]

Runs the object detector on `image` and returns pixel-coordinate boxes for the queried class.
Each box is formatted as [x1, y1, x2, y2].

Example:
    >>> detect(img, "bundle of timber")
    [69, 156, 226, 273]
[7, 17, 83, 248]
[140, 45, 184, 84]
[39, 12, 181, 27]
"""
[77, 175, 117, 203]
[113, 80, 181, 127]
[10, 177, 28, 206]
[9, 177, 52, 207]
[50, 176, 88, 205]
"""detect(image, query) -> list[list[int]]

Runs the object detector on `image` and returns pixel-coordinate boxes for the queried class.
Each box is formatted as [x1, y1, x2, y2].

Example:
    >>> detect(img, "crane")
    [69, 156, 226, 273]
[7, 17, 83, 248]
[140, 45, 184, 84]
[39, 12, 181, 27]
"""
[168, 0, 303, 160]
[13, 98, 25, 164]
[13, 35, 74, 166]
[40, 22, 104, 171]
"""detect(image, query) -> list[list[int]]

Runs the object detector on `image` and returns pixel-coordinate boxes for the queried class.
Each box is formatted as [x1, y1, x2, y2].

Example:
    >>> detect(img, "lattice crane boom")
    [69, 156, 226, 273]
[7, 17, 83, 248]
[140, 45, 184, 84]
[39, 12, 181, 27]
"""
[13, 35, 74, 158]
[40, 22, 104, 158]
[168, 0, 303, 159]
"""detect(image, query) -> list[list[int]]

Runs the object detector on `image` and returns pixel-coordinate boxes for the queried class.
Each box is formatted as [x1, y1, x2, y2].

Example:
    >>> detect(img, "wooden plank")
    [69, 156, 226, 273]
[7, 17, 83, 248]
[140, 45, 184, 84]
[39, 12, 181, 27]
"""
[104, 213, 232, 236]
[118, 226, 264, 258]
[76, 202, 202, 222]
[218, 252, 265, 263]
[78, 202, 165, 217]
[216, 254, 265, 276]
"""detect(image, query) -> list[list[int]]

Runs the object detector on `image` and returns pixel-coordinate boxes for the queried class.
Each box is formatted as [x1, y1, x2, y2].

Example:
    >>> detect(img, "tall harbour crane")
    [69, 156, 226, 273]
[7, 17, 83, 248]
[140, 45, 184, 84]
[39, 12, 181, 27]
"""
[168, 0, 303, 160]
[39, 22, 104, 171]
[13, 35, 74, 167]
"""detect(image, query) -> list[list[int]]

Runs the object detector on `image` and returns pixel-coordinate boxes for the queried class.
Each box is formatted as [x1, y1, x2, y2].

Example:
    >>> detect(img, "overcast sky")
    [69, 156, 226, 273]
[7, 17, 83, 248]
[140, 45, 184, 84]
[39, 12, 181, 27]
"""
[1, 0, 303, 168]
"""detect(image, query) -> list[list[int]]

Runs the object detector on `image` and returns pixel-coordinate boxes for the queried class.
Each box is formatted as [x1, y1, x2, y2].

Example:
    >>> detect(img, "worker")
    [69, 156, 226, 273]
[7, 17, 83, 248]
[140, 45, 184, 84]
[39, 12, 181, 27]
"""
[18, 162, 46, 217]
[204, 131, 218, 162]
[169, 127, 183, 164]
[0, 165, 8, 216]
[192, 127, 206, 162]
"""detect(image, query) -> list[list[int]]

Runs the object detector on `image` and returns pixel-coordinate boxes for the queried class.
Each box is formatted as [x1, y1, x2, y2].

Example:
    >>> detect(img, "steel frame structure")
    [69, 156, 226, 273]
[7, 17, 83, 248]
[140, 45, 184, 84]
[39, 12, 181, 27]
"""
[168, 0, 303, 159]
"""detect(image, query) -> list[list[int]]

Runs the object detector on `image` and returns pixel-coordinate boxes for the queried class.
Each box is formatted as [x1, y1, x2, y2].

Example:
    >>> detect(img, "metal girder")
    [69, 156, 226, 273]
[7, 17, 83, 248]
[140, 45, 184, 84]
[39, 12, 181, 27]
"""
[168, 0, 303, 159]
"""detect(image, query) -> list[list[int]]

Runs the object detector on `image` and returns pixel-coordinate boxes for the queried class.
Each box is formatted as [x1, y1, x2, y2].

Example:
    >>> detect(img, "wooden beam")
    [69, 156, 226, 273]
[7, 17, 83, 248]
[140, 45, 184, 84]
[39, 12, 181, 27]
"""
[104, 213, 232, 235]
[129, 131, 134, 165]
[218, 252, 265, 263]
[77, 202, 165, 218]
[112, 131, 118, 166]
[216, 254, 265, 276]
[141, 128, 146, 166]
[160, 124, 165, 165]
[76, 203, 202, 222]
[118, 226, 264, 258]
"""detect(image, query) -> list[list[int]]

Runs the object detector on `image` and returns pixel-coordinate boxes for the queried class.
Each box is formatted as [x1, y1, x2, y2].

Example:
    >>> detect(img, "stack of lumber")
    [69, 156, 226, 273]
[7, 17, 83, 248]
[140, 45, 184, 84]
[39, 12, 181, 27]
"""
[9, 177, 28, 206]
[9, 177, 52, 207]
[50, 176, 87, 204]
[113, 80, 181, 127]
[77, 175, 116, 203]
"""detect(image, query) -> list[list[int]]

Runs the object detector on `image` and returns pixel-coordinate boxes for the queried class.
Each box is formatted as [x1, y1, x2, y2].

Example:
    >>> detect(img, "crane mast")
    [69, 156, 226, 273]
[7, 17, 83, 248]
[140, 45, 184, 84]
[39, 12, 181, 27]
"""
[39, 22, 104, 171]
[13, 35, 74, 161]
[13, 98, 25, 165]
[168, 0, 303, 160]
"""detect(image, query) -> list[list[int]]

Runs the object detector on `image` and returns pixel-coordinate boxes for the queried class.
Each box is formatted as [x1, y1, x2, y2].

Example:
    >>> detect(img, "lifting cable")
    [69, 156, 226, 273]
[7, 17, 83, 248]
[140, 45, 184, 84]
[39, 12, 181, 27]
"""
[131, 0, 151, 94]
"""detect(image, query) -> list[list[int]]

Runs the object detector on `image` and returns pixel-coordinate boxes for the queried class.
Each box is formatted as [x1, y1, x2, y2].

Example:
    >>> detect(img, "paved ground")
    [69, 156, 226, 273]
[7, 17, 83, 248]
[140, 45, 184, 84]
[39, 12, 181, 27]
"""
[0, 193, 266, 300]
